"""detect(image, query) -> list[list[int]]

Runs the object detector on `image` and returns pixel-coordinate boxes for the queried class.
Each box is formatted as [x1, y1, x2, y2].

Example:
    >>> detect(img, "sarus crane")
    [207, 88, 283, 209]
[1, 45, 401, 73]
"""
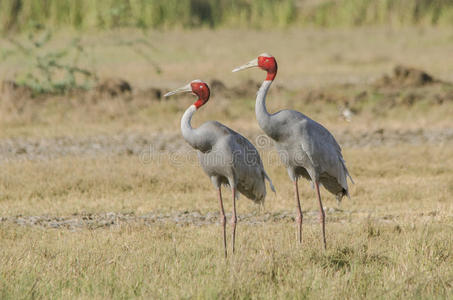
[233, 54, 353, 249]
[164, 80, 275, 257]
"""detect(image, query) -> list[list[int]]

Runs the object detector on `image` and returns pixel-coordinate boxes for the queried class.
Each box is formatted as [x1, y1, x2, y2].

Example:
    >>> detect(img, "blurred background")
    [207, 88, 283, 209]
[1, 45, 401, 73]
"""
[3, 0, 453, 30]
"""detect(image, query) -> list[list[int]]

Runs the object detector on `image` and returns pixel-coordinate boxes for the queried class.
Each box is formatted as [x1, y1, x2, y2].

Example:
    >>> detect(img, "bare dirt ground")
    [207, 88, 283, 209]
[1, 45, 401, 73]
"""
[1, 127, 452, 162]
[1, 208, 449, 230]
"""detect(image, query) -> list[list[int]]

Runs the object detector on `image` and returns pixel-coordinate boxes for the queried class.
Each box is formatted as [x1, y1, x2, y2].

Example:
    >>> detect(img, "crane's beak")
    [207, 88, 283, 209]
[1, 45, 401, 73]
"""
[232, 58, 258, 72]
[164, 83, 192, 97]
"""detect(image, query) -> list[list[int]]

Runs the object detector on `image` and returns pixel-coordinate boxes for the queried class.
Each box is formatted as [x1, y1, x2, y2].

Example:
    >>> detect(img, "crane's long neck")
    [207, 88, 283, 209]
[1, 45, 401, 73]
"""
[181, 104, 200, 149]
[256, 80, 274, 136]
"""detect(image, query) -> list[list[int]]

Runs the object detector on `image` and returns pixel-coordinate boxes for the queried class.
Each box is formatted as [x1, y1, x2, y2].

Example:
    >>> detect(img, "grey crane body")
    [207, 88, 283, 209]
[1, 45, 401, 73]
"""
[256, 80, 352, 202]
[233, 54, 353, 248]
[167, 80, 274, 257]
[181, 106, 274, 204]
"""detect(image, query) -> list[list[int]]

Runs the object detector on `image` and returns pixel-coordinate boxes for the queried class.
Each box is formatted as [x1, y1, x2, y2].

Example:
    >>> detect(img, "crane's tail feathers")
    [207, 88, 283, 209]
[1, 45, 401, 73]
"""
[348, 173, 355, 184]
[340, 158, 355, 185]
[346, 173, 353, 200]
[264, 172, 276, 194]
[341, 158, 355, 184]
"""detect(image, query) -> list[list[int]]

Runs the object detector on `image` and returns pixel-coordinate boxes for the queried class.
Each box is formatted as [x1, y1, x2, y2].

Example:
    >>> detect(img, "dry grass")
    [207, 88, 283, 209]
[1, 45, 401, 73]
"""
[1, 27, 453, 298]
[1, 219, 452, 299]
[1, 145, 453, 216]
[1, 144, 452, 298]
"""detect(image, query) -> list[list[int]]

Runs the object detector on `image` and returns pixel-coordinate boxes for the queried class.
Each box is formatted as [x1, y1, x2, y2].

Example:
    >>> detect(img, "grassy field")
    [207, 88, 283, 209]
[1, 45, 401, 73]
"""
[1, 219, 452, 298]
[1, 27, 453, 298]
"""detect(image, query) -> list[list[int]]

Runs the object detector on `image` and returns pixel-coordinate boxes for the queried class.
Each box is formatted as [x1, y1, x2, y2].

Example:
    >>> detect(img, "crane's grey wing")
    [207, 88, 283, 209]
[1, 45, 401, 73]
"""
[298, 118, 353, 191]
[228, 130, 272, 202]
[196, 120, 273, 202]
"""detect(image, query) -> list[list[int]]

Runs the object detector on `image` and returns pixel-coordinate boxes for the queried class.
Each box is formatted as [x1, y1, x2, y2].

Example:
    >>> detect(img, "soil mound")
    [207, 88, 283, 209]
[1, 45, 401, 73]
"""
[209, 79, 227, 93]
[376, 65, 437, 87]
[235, 79, 261, 97]
[207, 79, 260, 98]
[95, 78, 132, 97]
[136, 87, 162, 101]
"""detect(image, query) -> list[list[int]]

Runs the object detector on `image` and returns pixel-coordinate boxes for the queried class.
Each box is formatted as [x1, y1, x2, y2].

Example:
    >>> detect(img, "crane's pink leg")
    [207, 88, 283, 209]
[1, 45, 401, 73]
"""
[315, 182, 327, 250]
[218, 187, 227, 258]
[231, 188, 238, 254]
[294, 179, 303, 244]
